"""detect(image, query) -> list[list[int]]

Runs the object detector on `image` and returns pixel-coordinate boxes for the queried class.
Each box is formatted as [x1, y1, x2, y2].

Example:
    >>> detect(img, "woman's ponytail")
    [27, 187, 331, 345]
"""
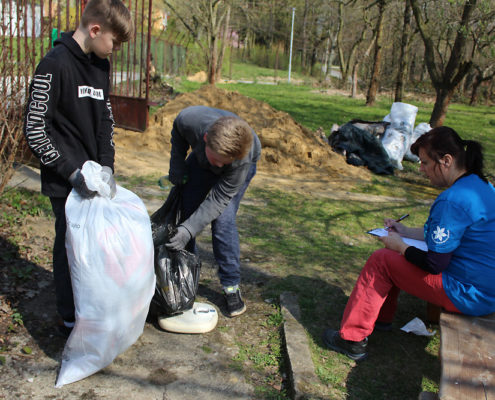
[464, 140, 487, 182]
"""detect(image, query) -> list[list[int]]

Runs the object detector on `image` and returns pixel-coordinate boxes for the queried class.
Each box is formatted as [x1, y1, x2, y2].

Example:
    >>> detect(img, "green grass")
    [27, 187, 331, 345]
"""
[5, 68, 495, 398]
[221, 61, 312, 84]
[238, 186, 439, 399]
[167, 77, 495, 397]
[173, 79, 495, 179]
[0, 188, 52, 230]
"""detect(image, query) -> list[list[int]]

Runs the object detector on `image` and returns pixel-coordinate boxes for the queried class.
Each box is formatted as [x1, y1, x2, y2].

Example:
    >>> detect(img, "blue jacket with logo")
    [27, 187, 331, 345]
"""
[425, 174, 495, 315]
[23, 31, 115, 197]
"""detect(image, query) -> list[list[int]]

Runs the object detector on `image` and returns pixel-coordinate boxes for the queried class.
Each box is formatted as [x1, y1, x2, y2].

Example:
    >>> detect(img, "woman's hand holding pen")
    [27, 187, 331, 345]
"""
[384, 219, 405, 234]
[382, 213, 410, 254]
[384, 213, 409, 235]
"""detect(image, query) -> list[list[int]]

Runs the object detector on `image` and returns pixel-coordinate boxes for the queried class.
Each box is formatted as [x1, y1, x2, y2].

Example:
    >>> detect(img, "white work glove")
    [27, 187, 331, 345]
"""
[68, 169, 97, 199]
[165, 225, 192, 251]
[101, 166, 117, 198]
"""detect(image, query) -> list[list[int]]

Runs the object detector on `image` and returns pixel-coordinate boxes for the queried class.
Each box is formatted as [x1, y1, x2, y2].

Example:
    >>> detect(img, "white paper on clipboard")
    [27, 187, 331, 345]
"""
[367, 228, 428, 251]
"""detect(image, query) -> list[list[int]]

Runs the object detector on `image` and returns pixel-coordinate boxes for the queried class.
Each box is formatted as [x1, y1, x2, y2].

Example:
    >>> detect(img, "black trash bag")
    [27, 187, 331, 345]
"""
[150, 187, 202, 315]
[328, 122, 395, 175]
[152, 236, 201, 315]
[150, 185, 182, 247]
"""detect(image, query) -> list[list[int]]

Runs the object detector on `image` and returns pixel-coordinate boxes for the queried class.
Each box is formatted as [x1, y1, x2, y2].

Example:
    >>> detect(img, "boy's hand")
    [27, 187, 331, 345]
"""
[101, 166, 117, 198]
[165, 226, 192, 251]
[68, 169, 97, 198]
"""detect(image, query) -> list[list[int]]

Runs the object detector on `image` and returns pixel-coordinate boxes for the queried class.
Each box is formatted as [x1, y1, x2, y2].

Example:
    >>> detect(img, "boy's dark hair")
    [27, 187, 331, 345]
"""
[206, 116, 253, 160]
[81, 0, 134, 43]
[411, 126, 486, 182]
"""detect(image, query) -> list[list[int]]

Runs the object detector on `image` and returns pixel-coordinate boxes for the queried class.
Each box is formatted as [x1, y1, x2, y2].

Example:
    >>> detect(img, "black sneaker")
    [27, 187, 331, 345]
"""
[322, 328, 368, 361]
[223, 287, 247, 317]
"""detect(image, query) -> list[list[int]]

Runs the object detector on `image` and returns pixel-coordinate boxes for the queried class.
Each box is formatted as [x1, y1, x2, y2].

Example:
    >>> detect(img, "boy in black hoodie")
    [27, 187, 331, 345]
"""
[23, 0, 133, 336]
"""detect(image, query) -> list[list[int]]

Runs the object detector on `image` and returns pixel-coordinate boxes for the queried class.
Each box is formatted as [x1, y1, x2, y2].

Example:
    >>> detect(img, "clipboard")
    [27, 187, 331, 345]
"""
[367, 228, 428, 251]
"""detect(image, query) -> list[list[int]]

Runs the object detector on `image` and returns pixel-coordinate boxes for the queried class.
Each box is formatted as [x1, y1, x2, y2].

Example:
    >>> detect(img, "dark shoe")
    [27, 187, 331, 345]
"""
[223, 287, 247, 317]
[374, 321, 393, 332]
[322, 328, 368, 361]
[56, 319, 74, 338]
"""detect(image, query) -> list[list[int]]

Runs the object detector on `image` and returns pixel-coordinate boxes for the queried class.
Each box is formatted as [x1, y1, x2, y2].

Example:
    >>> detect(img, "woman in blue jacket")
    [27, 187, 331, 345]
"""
[323, 126, 495, 361]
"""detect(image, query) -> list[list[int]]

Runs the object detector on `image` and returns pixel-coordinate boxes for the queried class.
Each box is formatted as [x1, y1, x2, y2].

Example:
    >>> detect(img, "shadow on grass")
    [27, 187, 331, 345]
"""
[0, 228, 440, 400]
[0, 236, 66, 362]
[208, 242, 440, 400]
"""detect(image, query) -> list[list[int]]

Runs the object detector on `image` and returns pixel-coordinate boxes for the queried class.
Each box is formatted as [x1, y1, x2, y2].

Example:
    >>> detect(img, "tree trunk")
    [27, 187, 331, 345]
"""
[351, 60, 359, 98]
[487, 79, 494, 106]
[394, 1, 412, 102]
[207, 50, 217, 85]
[469, 75, 482, 105]
[207, 29, 219, 84]
[410, 0, 477, 124]
[274, 46, 279, 81]
[215, 5, 231, 82]
[469, 68, 495, 106]
[430, 87, 454, 127]
[366, 0, 386, 106]
[228, 31, 233, 80]
[336, 1, 346, 86]
[301, 0, 309, 69]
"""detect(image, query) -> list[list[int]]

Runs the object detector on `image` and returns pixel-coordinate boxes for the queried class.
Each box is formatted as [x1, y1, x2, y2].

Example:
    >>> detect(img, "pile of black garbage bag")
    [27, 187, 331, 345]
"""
[328, 119, 395, 175]
[150, 185, 201, 316]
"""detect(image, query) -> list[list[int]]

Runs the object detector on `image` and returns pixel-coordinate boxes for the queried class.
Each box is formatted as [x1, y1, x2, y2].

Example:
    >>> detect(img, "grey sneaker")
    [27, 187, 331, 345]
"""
[322, 328, 368, 361]
[223, 287, 247, 317]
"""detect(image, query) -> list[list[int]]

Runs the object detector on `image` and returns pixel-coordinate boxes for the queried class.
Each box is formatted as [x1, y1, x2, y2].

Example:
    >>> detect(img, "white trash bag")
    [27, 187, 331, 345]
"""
[403, 122, 431, 162]
[55, 161, 155, 387]
[381, 127, 408, 170]
[382, 102, 419, 170]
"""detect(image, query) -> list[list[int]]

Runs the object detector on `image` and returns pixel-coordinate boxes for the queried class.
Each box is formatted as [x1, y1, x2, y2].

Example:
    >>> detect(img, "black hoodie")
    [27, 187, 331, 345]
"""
[23, 31, 115, 197]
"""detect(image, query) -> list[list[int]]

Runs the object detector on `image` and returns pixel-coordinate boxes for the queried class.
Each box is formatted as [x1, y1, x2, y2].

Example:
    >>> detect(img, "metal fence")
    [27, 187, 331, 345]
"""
[1, 0, 189, 132]
[0, 0, 163, 132]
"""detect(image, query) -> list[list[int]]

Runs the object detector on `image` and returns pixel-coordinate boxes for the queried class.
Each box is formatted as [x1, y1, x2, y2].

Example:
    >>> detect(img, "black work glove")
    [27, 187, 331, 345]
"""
[68, 169, 97, 199]
[101, 166, 117, 198]
[165, 225, 192, 251]
[168, 173, 188, 186]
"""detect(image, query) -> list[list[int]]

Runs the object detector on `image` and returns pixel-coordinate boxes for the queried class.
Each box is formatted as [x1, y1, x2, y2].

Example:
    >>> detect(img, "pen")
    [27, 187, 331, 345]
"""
[395, 213, 409, 223]
[385, 213, 409, 231]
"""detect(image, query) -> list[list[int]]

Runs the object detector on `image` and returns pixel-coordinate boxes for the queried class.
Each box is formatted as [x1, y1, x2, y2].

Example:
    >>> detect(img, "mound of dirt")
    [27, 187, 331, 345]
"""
[114, 84, 370, 180]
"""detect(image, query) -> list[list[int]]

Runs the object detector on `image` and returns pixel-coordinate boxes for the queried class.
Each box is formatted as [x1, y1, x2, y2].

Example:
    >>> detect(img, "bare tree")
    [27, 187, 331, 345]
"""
[351, 35, 375, 97]
[0, 26, 33, 194]
[162, 0, 232, 84]
[365, 0, 387, 106]
[336, 0, 371, 88]
[469, 65, 495, 105]
[409, 0, 493, 127]
[394, 0, 413, 102]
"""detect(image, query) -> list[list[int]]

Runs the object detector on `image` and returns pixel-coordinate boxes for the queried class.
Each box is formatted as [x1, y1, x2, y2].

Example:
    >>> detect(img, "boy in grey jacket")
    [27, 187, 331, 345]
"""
[165, 106, 261, 317]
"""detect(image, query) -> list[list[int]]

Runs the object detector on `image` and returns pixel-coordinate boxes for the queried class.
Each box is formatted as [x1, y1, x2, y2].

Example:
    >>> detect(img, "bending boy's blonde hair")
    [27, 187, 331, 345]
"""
[206, 117, 253, 160]
[81, 0, 134, 43]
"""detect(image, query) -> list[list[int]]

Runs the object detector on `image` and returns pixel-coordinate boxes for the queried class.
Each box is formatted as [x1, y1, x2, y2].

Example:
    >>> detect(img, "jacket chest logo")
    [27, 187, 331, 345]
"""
[78, 85, 104, 100]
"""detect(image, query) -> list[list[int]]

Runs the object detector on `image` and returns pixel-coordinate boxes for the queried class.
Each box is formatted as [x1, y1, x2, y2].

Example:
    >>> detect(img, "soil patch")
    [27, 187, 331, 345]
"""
[114, 84, 371, 185]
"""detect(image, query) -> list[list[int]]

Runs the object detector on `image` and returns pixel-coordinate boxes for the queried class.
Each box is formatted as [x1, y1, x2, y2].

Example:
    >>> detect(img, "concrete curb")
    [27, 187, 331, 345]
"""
[280, 291, 320, 400]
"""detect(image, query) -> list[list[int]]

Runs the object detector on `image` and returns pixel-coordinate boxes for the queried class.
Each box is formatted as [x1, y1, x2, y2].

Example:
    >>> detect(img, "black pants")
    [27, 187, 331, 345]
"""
[50, 197, 75, 322]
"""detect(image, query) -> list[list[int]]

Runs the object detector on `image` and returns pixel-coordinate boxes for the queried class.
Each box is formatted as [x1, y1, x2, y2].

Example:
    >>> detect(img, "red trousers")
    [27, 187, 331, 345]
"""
[340, 248, 460, 342]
